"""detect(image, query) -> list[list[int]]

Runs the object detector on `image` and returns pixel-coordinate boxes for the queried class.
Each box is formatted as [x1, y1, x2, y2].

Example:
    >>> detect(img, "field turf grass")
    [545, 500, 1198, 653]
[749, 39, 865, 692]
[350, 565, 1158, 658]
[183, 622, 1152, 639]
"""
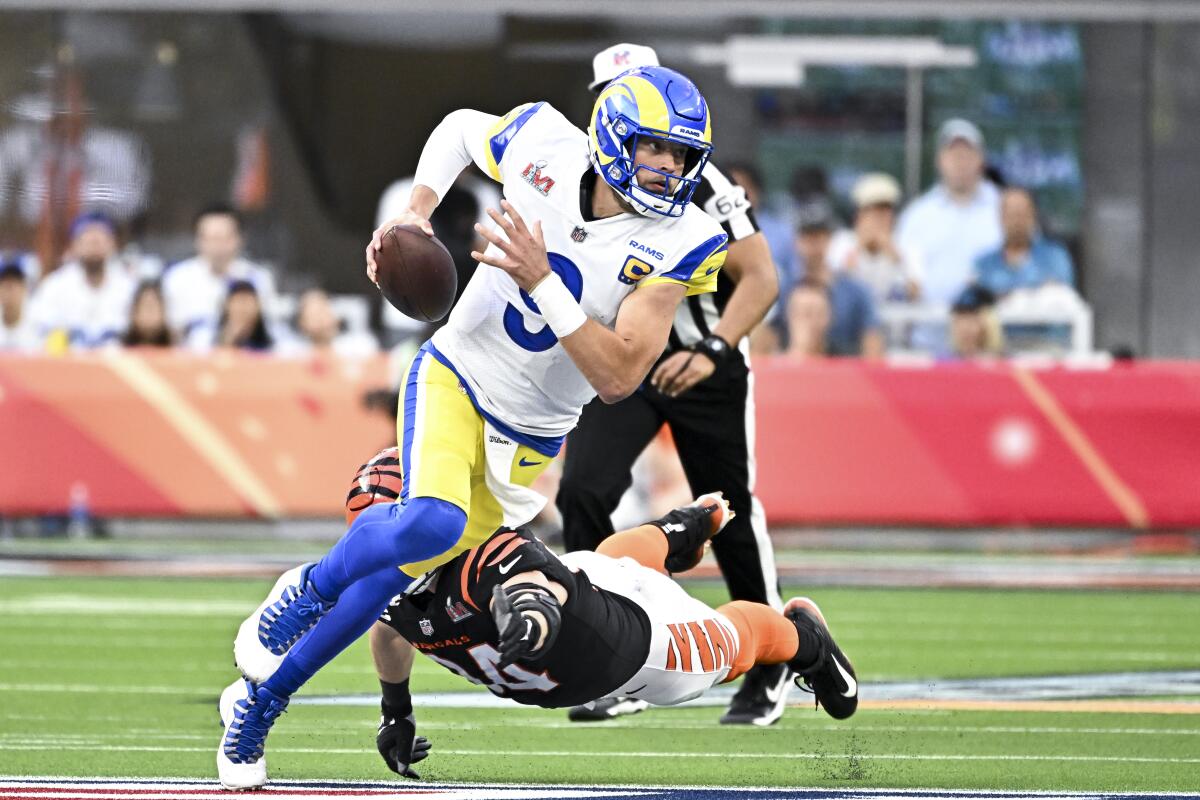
[1, 576, 1198, 791]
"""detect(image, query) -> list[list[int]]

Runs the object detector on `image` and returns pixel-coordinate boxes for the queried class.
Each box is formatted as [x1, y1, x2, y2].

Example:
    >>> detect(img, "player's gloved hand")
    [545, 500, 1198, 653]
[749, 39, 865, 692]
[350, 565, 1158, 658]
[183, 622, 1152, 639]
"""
[377, 705, 431, 779]
[653, 493, 734, 573]
[491, 583, 562, 669]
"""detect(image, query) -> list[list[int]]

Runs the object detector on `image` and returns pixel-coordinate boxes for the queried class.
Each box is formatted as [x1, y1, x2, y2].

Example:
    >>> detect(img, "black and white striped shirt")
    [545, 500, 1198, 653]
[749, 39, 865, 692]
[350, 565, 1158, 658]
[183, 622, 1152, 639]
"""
[668, 163, 760, 352]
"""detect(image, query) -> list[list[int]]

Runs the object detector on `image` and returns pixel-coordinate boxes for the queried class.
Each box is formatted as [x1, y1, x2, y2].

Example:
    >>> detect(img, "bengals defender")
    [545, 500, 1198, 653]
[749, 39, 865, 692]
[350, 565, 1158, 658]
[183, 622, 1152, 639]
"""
[369, 495, 858, 778]
[220, 450, 858, 782]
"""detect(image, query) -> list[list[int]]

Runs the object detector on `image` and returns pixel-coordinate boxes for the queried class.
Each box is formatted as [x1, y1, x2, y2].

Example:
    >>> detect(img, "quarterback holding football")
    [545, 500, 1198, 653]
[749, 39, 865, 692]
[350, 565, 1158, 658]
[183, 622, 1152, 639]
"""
[221, 66, 737, 789]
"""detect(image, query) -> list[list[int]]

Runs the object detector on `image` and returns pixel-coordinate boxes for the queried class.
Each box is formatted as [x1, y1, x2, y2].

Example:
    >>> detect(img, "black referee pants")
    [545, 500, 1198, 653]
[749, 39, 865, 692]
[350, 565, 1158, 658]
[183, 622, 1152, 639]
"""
[557, 364, 781, 608]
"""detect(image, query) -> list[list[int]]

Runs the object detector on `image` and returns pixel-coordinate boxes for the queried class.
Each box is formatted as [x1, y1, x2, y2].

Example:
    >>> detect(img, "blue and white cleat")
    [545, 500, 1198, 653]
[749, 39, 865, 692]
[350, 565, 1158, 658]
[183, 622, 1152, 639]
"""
[217, 677, 287, 790]
[234, 563, 334, 683]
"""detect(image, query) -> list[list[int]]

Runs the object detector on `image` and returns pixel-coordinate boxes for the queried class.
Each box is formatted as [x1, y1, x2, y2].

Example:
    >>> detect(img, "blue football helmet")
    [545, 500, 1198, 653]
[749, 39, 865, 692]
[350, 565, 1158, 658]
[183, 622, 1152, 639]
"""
[588, 65, 713, 218]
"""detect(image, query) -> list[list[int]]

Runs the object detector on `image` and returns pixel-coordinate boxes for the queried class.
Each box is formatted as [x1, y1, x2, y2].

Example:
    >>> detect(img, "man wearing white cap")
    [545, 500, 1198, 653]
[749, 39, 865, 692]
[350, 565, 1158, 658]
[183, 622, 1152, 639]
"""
[896, 118, 1001, 307]
[558, 43, 788, 727]
[828, 172, 924, 304]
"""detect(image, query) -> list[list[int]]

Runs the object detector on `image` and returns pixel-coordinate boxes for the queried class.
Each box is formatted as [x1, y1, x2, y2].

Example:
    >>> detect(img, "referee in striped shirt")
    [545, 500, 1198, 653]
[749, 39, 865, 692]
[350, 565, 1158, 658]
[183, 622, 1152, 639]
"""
[559, 44, 788, 726]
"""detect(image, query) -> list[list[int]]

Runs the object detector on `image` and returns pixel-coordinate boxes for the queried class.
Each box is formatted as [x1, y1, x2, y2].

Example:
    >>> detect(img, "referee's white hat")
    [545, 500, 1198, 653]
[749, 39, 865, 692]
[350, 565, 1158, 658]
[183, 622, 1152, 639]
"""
[589, 43, 660, 92]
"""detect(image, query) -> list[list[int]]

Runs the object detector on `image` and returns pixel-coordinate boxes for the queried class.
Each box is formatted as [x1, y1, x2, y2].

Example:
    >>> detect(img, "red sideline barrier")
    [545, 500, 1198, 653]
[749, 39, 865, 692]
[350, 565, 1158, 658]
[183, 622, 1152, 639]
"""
[2, 353, 1199, 528]
[0, 352, 392, 517]
[751, 357, 1200, 528]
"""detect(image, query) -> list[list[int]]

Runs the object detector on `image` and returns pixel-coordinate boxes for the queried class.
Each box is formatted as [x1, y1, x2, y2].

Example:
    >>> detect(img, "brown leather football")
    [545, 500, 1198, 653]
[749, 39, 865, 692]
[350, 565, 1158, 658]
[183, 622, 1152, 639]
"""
[374, 224, 457, 322]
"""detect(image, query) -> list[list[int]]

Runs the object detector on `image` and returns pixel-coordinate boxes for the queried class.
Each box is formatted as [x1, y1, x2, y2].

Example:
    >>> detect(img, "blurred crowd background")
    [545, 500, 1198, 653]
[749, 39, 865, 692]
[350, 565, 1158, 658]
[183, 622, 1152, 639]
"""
[8, 5, 1200, 364]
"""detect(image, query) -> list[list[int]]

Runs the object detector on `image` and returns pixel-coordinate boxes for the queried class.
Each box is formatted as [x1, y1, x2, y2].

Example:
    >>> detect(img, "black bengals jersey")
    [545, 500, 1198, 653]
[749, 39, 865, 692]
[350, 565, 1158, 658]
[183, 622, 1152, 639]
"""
[381, 528, 652, 708]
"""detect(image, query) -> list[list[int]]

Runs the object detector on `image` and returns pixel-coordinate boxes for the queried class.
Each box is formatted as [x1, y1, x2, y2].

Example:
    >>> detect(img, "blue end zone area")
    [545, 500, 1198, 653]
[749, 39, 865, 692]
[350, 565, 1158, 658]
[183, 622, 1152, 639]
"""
[3, 779, 1200, 800]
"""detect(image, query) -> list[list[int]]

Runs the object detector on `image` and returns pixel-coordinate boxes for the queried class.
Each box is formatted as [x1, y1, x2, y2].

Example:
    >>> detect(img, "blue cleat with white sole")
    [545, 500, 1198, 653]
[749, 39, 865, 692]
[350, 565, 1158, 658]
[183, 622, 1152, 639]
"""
[217, 677, 287, 790]
[234, 563, 334, 683]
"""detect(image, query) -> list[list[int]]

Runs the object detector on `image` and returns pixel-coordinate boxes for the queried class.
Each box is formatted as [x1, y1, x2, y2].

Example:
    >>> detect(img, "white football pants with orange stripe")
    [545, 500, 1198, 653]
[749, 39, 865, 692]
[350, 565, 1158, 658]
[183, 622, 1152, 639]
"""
[559, 550, 740, 706]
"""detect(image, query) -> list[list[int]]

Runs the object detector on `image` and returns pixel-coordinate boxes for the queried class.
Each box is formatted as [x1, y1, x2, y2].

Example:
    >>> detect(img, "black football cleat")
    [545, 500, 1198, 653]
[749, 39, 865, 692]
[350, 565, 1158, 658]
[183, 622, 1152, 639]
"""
[719, 662, 791, 726]
[785, 597, 858, 720]
[567, 696, 650, 722]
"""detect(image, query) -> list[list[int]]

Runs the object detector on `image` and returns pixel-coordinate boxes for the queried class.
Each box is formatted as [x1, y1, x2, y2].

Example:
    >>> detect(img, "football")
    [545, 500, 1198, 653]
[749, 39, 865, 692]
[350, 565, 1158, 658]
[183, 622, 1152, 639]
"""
[374, 224, 457, 322]
[344, 447, 404, 525]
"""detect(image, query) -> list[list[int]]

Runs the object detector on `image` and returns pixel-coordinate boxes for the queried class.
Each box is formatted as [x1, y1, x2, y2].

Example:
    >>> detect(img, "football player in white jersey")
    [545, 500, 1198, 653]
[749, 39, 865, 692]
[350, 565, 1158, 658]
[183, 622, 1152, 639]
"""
[220, 66, 729, 790]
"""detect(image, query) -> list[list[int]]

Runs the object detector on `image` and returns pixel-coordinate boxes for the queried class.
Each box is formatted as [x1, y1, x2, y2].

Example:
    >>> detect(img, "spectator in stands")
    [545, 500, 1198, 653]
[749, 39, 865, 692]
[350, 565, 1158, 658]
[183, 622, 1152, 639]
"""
[897, 119, 1002, 306]
[784, 278, 831, 359]
[973, 187, 1075, 297]
[121, 281, 174, 348]
[162, 204, 277, 338]
[792, 200, 884, 358]
[187, 280, 274, 353]
[26, 212, 135, 350]
[947, 284, 1004, 359]
[829, 172, 923, 304]
[288, 288, 379, 358]
[0, 254, 39, 352]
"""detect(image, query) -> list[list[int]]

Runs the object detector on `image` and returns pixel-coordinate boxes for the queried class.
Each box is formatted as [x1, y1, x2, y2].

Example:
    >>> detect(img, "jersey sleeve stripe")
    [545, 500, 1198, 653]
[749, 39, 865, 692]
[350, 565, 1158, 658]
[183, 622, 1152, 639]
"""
[659, 233, 729, 284]
[461, 549, 482, 610]
[641, 235, 727, 296]
[729, 207, 759, 240]
[485, 101, 545, 180]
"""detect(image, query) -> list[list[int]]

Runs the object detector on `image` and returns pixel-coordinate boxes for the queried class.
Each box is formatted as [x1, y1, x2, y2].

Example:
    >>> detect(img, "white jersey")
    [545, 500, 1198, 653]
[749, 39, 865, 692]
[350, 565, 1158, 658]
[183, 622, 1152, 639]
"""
[25, 259, 135, 349]
[430, 102, 728, 441]
[162, 256, 279, 336]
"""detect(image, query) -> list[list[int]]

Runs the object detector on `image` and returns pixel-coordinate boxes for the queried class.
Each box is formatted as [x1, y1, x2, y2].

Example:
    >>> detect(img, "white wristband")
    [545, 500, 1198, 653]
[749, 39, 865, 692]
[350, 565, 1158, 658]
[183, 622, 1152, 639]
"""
[528, 272, 587, 339]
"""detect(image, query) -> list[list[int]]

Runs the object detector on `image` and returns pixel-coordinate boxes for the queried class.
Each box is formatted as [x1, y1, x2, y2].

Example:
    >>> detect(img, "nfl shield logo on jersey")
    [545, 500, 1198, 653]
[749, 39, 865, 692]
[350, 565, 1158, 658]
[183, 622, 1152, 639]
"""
[571, 226, 588, 243]
[419, 618, 434, 637]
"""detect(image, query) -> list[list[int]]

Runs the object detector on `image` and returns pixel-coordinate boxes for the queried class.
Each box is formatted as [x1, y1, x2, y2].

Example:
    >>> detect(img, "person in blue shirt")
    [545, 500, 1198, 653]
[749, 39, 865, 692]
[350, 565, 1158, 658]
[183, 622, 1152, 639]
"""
[974, 187, 1075, 297]
[786, 199, 883, 358]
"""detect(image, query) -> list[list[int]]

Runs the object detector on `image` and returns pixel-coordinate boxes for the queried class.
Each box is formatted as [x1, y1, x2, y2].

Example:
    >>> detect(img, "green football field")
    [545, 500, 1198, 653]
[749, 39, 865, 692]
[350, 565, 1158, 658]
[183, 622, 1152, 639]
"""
[1, 575, 1198, 792]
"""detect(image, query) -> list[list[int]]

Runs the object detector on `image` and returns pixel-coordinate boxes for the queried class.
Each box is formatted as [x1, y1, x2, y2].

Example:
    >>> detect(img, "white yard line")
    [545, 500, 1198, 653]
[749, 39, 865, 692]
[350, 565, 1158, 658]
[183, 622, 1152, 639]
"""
[0, 597, 250, 616]
[0, 743, 1197, 764]
[4, 722, 1200, 738]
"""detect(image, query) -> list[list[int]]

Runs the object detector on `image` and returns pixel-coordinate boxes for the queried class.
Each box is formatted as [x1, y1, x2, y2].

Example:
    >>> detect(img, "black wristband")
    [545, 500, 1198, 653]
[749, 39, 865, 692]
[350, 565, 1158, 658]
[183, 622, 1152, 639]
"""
[381, 678, 413, 718]
[693, 334, 731, 364]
